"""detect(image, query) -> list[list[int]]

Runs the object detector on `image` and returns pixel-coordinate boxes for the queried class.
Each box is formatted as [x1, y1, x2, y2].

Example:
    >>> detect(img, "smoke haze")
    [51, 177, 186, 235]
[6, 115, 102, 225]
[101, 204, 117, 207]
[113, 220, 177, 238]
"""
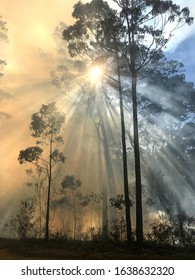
[0, 0, 194, 236]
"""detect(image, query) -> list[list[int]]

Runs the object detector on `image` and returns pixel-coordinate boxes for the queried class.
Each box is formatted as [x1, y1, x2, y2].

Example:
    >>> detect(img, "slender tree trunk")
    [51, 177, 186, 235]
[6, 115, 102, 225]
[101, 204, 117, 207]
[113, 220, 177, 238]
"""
[116, 52, 132, 245]
[131, 71, 143, 246]
[72, 189, 77, 240]
[96, 95, 115, 240]
[45, 177, 51, 240]
[127, 0, 143, 246]
[39, 193, 42, 237]
[45, 136, 53, 241]
[102, 188, 108, 239]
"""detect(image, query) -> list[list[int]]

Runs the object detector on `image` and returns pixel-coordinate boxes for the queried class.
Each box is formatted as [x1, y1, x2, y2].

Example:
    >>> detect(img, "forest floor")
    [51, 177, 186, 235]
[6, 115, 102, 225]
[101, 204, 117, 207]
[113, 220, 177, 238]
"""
[0, 238, 195, 260]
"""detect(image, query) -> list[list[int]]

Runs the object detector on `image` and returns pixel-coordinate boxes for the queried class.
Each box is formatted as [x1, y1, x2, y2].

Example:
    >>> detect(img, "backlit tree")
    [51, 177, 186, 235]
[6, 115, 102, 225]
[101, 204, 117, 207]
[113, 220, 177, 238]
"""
[62, 0, 193, 246]
[18, 102, 66, 240]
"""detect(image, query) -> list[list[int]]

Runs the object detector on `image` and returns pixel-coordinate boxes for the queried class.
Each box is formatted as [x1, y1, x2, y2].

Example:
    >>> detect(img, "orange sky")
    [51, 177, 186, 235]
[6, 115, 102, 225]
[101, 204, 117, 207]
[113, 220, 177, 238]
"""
[0, 0, 80, 88]
[0, 0, 80, 204]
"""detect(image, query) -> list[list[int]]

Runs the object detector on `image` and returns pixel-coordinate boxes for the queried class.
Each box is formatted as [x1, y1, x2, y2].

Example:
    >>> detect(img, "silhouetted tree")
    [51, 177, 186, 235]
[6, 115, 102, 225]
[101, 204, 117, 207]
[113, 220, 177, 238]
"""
[63, 0, 193, 246]
[18, 102, 66, 240]
[112, 0, 193, 246]
[5, 198, 36, 239]
[63, 0, 133, 245]
[81, 192, 103, 238]
[25, 167, 47, 238]
[110, 194, 128, 241]
[61, 175, 82, 239]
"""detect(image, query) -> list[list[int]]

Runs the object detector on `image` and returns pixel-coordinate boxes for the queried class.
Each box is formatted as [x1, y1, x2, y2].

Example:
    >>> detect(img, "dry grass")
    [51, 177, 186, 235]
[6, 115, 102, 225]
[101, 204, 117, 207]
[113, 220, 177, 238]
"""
[0, 238, 195, 260]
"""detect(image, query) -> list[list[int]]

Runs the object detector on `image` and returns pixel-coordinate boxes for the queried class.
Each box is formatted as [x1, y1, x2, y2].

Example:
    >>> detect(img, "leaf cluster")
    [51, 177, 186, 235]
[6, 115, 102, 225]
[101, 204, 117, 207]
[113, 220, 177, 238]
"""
[18, 146, 43, 164]
[63, 0, 193, 75]
[18, 102, 66, 175]
[61, 175, 81, 191]
[30, 102, 65, 139]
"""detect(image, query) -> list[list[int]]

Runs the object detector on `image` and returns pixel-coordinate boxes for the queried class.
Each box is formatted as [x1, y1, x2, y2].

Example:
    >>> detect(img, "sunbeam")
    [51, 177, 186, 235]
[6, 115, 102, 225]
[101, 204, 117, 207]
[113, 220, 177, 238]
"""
[0, 1, 194, 256]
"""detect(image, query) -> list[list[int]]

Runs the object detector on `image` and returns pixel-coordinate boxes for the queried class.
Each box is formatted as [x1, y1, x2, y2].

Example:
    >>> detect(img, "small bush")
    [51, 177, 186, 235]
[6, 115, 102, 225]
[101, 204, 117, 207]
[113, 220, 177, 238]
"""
[5, 198, 37, 239]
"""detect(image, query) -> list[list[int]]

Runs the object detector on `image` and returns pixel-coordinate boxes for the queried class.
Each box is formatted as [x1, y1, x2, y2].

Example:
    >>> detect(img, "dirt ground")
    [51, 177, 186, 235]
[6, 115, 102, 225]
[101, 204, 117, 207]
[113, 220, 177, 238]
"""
[0, 238, 195, 260]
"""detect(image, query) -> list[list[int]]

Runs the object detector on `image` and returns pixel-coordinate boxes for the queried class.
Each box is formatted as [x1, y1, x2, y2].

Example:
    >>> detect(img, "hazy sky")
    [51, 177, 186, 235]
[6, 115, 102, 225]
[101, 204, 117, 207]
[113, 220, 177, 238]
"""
[0, 0, 80, 88]
[0, 0, 194, 88]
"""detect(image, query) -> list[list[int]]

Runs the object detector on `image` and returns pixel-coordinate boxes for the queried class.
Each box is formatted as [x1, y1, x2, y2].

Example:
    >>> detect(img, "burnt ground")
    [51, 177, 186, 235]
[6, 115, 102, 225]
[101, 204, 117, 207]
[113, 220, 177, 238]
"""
[0, 238, 195, 260]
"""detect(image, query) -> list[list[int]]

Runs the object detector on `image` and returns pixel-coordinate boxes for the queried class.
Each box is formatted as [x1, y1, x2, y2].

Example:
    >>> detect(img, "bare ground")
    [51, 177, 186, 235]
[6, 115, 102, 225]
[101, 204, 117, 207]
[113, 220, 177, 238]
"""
[0, 238, 195, 260]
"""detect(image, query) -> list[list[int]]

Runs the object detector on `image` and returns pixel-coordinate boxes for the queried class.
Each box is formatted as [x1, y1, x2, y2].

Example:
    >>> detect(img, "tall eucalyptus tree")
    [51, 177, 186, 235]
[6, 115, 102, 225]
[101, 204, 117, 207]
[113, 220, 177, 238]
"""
[18, 102, 66, 240]
[62, 0, 193, 245]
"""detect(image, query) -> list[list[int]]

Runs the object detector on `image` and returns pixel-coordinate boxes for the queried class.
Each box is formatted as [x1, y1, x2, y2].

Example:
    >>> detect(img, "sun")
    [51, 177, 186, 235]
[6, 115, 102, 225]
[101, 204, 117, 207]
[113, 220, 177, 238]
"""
[89, 65, 102, 80]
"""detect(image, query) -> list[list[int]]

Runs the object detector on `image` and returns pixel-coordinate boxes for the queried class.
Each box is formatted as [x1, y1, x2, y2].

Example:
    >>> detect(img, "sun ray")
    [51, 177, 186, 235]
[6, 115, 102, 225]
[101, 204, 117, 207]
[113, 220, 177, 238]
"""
[89, 65, 102, 80]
